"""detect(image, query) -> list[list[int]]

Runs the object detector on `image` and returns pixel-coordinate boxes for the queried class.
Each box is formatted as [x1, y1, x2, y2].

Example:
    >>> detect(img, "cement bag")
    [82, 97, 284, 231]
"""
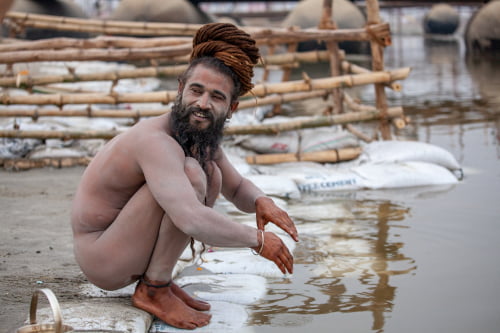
[360, 140, 461, 171]
[287, 169, 364, 192]
[353, 161, 459, 189]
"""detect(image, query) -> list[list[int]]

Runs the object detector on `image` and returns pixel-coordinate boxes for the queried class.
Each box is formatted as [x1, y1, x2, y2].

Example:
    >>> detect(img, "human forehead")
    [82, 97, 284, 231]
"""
[183, 64, 234, 98]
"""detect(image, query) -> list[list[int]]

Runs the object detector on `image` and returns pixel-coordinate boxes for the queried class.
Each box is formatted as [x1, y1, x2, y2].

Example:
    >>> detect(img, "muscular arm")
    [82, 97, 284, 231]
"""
[135, 131, 259, 248]
[217, 148, 299, 242]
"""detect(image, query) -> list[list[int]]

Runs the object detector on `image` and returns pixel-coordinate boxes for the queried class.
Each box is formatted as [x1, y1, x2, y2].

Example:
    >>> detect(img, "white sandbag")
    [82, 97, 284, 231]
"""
[200, 236, 296, 278]
[245, 174, 301, 199]
[200, 249, 286, 278]
[353, 161, 459, 189]
[360, 140, 461, 170]
[237, 131, 299, 154]
[236, 125, 358, 154]
[300, 127, 359, 152]
[176, 274, 267, 305]
[150, 301, 249, 333]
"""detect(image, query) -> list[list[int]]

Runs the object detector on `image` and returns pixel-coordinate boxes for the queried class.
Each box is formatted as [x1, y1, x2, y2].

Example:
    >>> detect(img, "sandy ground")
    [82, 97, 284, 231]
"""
[0, 166, 88, 332]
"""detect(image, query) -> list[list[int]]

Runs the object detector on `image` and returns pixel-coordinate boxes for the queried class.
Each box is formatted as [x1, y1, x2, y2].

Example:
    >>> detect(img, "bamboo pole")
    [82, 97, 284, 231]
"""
[249, 67, 411, 98]
[0, 43, 192, 64]
[4, 11, 388, 43]
[1, 156, 91, 170]
[0, 35, 192, 52]
[0, 108, 404, 139]
[319, 0, 343, 115]
[224, 107, 404, 135]
[0, 107, 169, 119]
[0, 50, 337, 88]
[0, 67, 411, 106]
[366, 0, 392, 139]
[246, 147, 362, 165]
[341, 60, 401, 91]
[0, 90, 330, 119]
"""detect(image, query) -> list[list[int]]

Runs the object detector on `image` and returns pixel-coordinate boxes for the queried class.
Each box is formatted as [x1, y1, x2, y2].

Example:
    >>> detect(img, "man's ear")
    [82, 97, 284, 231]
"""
[177, 81, 184, 94]
[227, 101, 239, 119]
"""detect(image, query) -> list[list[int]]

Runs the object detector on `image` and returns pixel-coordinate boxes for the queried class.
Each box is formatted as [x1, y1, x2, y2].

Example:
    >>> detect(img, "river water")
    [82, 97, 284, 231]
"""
[246, 6, 500, 333]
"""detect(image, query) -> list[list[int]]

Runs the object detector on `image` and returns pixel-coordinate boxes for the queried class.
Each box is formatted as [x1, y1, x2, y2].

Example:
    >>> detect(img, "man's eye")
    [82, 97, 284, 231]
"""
[191, 87, 202, 95]
[212, 94, 225, 101]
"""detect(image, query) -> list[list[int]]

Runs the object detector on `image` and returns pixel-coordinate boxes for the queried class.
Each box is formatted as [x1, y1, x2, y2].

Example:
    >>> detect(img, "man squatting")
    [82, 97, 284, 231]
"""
[71, 23, 299, 329]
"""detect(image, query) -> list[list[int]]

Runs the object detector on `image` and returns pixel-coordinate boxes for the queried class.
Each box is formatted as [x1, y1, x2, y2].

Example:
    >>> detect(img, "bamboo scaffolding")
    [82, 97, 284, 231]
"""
[246, 147, 362, 165]
[0, 67, 410, 106]
[0, 108, 403, 140]
[0, 50, 337, 88]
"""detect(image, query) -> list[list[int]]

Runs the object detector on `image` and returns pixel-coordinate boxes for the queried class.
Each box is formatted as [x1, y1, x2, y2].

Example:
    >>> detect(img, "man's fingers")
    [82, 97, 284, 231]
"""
[277, 218, 299, 242]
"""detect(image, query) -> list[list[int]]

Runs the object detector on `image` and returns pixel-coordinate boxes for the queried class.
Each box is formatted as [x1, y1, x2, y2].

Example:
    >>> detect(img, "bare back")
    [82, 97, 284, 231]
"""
[71, 114, 178, 234]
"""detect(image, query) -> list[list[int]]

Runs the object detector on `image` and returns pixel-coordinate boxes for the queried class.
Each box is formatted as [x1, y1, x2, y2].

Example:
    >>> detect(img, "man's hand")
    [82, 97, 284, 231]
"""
[252, 231, 294, 274]
[255, 196, 299, 242]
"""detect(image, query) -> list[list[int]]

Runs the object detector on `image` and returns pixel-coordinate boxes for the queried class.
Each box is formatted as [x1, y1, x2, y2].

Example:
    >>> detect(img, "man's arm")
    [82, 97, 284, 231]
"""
[217, 149, 299, 242]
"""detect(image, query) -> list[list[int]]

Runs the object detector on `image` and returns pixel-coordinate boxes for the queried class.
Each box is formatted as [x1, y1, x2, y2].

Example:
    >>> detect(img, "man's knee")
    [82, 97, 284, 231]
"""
[184, 157, 207, 203]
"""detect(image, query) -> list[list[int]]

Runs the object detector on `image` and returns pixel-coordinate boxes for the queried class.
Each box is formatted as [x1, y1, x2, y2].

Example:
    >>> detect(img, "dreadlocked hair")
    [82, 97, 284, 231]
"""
[190, 22, 260, 97]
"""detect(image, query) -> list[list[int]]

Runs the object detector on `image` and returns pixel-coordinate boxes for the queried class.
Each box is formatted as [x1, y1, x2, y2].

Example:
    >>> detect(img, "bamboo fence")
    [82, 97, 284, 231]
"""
[0, 0, 407, 168]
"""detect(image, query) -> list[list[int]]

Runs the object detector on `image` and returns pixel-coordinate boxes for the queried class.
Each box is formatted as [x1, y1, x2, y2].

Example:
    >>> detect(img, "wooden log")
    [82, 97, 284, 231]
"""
[245, 147, 362, 165]
[0, 68, 411, 106]
[1, 156, 91, 170]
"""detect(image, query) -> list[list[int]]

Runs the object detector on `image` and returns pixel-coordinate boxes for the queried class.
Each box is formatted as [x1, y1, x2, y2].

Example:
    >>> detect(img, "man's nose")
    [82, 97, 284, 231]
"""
[196, 92, 210, 110]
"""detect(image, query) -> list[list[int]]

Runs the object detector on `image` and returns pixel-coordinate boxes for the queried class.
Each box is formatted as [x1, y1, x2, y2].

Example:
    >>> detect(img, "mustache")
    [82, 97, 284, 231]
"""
[180, 106, 215, 122]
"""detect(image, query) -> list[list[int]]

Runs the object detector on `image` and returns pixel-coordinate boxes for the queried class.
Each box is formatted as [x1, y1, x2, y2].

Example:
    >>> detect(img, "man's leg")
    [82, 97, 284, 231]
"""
[131, 157, 213, 329]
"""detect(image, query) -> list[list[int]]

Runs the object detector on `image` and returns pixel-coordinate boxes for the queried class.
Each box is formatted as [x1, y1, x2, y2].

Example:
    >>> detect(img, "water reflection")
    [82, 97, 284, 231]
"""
[250, 194, 418, 331]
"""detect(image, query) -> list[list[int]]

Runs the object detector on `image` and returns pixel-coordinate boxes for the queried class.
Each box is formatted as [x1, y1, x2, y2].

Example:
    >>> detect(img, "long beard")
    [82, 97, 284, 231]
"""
[170, 96, 227, 170]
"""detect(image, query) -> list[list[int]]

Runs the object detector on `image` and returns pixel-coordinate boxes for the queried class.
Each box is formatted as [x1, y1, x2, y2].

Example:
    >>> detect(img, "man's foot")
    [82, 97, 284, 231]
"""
[132, 278, 211, 330]
[171, 282, 211, 311]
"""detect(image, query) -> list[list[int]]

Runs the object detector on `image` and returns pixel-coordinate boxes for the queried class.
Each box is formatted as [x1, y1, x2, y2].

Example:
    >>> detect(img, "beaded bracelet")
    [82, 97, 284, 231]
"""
[251, 229, 265, 255]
